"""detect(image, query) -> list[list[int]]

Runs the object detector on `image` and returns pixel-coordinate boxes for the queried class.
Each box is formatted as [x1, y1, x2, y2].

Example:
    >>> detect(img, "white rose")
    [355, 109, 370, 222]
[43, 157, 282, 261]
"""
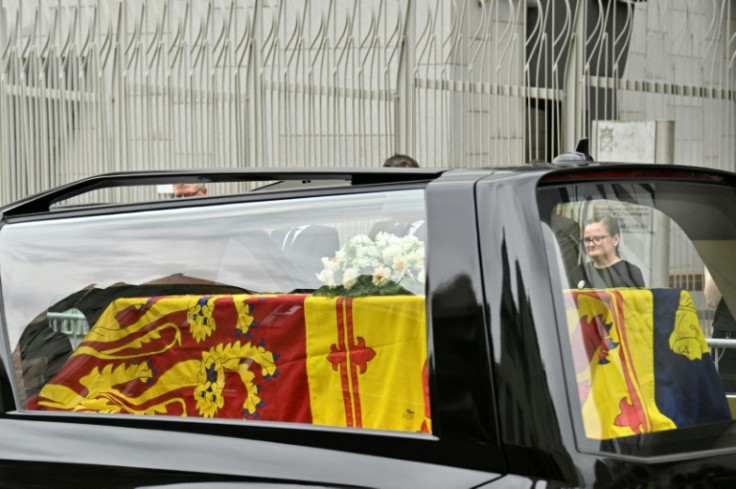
[342, 267, 360, 290]
[382, 245, 402, 264]
[316, 268, 336, 288]
[324, 254, 343, 272]
[391, 256, 408, 281]
[351, 234, 373, 247]
[408, 249, 424, 268]
[356, 247, 380, 270]
[372, 267, 391, 287]
[375, 232, 391, 244]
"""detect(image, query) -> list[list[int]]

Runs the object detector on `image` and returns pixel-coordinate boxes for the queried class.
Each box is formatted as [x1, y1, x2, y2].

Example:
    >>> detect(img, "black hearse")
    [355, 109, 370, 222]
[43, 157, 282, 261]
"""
[1, 162, 736, 488]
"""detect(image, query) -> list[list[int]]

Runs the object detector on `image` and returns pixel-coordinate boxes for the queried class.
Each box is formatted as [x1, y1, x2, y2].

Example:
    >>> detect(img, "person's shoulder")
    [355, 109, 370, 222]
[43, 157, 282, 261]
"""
[620, 260, 646, 287]
[568, 263, 587, 288]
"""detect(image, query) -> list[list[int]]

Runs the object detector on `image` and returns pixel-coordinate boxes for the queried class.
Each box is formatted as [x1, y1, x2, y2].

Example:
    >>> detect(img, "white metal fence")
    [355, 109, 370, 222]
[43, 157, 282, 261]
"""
[0, 0, 735, 204]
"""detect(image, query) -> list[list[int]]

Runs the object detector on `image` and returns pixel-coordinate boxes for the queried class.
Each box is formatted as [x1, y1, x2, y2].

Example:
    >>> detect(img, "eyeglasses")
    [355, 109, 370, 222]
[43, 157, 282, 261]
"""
[582, 235, 610, 245]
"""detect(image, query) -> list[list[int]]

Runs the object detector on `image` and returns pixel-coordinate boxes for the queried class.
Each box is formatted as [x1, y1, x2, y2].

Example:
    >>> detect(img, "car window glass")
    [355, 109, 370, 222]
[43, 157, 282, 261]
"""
[2, 189, 431, 434]
[538, 179, 736, 456]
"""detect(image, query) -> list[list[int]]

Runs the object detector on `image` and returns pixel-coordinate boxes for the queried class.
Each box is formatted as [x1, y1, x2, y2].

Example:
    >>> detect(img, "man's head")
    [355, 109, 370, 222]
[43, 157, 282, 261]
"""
[173, 183, 207, 198]
[383, 154, 419, 168]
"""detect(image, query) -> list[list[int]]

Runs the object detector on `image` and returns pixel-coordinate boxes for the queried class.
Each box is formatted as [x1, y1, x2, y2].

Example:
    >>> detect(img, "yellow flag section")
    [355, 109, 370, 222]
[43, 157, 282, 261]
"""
[304, 295, 430, 433]
[565, 288, 724, 440]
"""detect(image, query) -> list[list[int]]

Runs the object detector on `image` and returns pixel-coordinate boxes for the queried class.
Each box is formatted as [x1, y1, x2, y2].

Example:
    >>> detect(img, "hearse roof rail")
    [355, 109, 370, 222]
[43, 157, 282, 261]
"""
[1, 168, 445, 217]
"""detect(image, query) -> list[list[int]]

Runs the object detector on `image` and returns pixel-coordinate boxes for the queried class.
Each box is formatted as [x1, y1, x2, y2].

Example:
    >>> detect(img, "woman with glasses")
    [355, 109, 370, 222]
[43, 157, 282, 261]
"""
[568, 215, 645, 289]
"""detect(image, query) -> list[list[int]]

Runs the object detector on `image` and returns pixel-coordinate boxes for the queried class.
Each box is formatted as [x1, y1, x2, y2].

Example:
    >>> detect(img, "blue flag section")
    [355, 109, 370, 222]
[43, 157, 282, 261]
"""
[652, 289, 732, 427]
[567, 288, 732, 440]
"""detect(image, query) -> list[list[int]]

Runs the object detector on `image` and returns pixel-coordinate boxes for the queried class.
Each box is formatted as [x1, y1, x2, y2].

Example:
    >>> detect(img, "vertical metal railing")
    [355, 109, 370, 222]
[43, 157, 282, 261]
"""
[0, 0, 735, 204]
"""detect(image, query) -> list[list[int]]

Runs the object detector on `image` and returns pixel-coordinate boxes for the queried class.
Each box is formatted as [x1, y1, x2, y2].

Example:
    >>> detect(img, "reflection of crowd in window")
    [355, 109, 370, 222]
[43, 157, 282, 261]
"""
[705, 268, 736, 391]
[567, 215, 645, 289]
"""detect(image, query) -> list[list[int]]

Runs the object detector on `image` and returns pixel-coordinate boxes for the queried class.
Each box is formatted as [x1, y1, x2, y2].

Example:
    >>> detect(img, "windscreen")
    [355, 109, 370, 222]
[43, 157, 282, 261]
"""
[538, 177, 736, 457]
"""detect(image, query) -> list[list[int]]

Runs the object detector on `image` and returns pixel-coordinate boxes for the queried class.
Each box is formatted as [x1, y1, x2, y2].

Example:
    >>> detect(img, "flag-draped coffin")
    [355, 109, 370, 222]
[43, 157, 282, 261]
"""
[32, 293, 430, 433]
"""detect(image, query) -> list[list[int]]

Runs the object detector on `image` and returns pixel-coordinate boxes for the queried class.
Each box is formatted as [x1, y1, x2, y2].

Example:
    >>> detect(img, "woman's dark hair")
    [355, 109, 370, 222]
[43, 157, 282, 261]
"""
[598, 215, 620, 236]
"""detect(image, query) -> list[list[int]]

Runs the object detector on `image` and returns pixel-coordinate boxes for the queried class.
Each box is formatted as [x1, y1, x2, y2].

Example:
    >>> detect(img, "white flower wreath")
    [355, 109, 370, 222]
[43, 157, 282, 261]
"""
[315, 232, 425, 296]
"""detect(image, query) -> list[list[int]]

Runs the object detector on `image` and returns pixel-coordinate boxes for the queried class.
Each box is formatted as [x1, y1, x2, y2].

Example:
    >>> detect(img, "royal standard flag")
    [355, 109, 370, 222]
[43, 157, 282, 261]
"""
[566, 288, 730, 440]
[33, 293, 430, 433]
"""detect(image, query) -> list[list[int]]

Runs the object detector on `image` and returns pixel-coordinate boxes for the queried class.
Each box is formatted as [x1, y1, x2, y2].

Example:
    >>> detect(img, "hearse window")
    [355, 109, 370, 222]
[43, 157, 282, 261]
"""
[538, 179, 736, 457]
[1, 189, 431, 434]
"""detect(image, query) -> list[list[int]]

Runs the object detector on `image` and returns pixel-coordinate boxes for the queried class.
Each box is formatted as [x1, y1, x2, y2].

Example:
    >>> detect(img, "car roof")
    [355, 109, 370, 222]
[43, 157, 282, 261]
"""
[0, 167, 448, 218]
[3, 163, 733, 219]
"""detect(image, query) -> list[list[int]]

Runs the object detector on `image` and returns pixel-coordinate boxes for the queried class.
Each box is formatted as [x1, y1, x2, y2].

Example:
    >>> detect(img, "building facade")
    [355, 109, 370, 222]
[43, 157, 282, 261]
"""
[0, 0, 734, 204]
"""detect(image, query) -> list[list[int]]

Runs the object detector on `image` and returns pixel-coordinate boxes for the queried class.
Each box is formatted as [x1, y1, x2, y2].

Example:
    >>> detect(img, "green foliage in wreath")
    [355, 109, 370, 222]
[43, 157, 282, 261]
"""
[313, 275, 412, 297]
